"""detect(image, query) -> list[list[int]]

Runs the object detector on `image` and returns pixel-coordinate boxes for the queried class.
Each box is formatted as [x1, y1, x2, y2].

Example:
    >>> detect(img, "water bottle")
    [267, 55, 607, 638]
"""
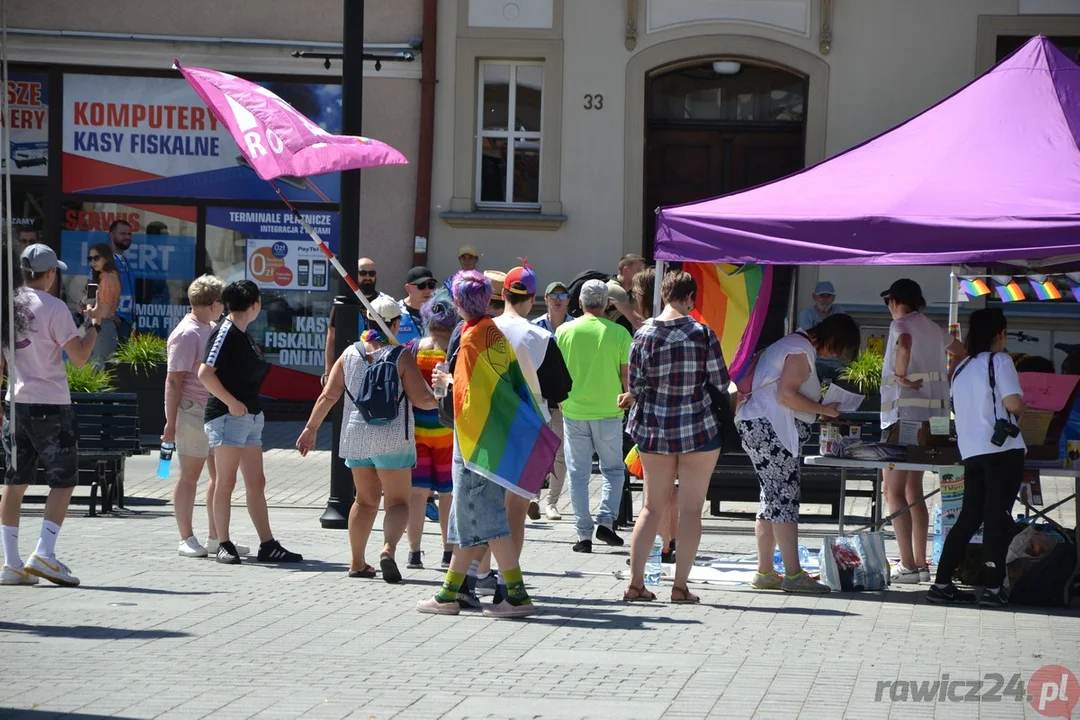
[157, 442, 175, 479]
[644, 535, 664, 586]
[773, 549, 785, 574]
[432, 361, 450, 399]
[799, 544, 811, 568]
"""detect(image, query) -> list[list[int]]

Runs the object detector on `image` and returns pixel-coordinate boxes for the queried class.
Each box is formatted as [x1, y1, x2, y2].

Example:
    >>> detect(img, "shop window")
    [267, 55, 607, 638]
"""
[476, 62, 543, 208]
[60, 202, 198, 336]
[649, 61, 806, 123]
[205, 207, 339, 377]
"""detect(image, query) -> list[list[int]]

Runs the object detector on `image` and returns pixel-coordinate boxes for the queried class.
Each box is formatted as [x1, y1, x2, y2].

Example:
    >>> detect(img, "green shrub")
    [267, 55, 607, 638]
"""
[66, 361, 116, 393]
[111, 333, 167, 376]
[838, 350, 885, 395]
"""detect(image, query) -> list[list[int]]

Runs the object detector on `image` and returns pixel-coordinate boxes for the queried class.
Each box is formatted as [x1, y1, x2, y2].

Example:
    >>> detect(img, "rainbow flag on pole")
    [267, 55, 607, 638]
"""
[1028, 278, 1063, 301]
[958, 278, 990, 298]
[684, 263, 773, 382]
[454, 318, 559, 498]
[996, 281, 1026, 302]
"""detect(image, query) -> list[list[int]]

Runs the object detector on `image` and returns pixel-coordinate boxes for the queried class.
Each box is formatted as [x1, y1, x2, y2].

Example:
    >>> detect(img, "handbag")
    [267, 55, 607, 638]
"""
[819, 532, 890, 591]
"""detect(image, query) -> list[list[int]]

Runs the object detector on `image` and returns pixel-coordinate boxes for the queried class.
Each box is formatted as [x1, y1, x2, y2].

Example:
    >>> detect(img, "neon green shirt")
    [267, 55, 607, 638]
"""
[555, 314, 632, 421]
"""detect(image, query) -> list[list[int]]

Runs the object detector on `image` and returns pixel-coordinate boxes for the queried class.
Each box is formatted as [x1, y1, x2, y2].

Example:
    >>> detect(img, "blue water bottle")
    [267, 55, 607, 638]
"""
[157, 442, 175, 479]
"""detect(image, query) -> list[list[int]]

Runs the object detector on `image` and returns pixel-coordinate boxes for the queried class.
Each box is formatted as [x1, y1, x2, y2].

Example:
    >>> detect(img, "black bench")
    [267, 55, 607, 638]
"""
[1, 393, 147, 516]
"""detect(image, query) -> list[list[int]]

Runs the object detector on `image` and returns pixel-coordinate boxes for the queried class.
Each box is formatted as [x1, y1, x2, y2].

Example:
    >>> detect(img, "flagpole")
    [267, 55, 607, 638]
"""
[1, 0, 16, 471]
[653, 260, 664, 317]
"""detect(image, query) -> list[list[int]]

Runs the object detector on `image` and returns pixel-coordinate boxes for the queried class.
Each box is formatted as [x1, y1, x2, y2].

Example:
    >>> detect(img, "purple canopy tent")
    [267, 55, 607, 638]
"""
[654, 36, 1080, 271]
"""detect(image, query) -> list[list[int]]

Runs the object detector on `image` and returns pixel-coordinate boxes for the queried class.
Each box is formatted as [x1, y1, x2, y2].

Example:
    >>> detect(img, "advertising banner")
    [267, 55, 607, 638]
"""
[61, 207, 197, 283]
[4, 73, 49, 176]
[62, 74, 341, 202]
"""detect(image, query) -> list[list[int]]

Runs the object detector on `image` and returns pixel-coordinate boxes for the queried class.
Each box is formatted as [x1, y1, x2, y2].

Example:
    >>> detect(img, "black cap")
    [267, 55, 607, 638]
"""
[406, 266, 435, 285]
[880, 278, 924, 308]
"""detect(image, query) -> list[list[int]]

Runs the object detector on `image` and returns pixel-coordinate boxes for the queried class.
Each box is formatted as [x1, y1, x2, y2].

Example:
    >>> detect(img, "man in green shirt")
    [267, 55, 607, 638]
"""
[555, 280, 633, 553]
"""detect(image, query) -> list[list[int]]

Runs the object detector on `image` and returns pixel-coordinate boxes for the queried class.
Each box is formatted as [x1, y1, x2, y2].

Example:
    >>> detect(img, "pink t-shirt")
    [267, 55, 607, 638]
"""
[4, 288, 80, 405]
[167, 314, 214, 405]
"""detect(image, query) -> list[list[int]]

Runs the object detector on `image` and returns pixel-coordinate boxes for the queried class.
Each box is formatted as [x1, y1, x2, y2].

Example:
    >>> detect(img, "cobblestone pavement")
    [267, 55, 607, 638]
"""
[2, 424, 1079, 719]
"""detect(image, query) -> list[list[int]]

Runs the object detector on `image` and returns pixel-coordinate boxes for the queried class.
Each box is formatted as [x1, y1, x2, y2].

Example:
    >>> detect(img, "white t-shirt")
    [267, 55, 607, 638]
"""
[881, 311, 951, 428]
[3, 288, 80, 405]
[951, 351, 1026, 460]
[494, 313, 551, 422]
[736, 332, 819, 456]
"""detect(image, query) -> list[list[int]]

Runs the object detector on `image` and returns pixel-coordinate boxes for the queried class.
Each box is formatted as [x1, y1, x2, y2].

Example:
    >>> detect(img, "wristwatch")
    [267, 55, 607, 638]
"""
[87, 322, 101, 333]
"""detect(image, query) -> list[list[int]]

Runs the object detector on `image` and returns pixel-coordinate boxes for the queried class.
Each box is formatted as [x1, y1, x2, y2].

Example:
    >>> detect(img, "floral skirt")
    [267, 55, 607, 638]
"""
[736, 417, 811, 523]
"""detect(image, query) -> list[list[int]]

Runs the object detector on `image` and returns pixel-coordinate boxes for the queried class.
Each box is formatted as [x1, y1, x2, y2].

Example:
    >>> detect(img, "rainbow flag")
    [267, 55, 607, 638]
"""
[684, 263, 773, 382]
[996, 281, 1026, 302]
[1071, 281, 1080, 303]
[454, 318, 559, 498]
[958, 278, 990, 298]
[1029, 278, 1063, 301]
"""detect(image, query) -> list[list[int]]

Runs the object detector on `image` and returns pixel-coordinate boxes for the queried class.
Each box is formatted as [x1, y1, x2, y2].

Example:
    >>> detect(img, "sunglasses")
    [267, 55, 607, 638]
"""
[547, 292, 569, 301]
[412, 280, 438, 290]
[358, 270, 377, 278]
[87, 255, 102, 262]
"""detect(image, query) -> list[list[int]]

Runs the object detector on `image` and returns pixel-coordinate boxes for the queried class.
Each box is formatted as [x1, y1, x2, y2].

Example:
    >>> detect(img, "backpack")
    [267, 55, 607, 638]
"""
[566, 269, 611, 318]
[344, 344, 406, 427]
[1008, 536, 1077, 607]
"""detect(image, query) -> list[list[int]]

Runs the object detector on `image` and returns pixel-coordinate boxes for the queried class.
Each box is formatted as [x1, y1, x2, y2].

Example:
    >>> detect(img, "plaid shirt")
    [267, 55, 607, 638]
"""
[626, 317, 729, 454]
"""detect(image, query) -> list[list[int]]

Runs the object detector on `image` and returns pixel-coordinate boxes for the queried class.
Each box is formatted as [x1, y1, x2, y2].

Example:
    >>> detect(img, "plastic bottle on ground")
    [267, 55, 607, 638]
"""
[645, 536, 664, 586]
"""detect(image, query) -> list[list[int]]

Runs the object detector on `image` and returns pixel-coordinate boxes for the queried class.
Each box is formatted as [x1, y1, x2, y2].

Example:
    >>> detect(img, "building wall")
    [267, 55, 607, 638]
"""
[427, 0, 1078, 328]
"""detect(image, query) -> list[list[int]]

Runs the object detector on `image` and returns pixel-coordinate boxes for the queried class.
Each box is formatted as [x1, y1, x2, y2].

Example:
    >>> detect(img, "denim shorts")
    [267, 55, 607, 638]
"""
[446, 435, 510, 548]
[345, 446, 417, 470]
[205, 412, 264, 448]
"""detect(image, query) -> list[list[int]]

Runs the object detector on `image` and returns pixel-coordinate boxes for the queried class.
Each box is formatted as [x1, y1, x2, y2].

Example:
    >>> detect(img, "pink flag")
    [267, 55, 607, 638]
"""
[175, 62, 407, 180]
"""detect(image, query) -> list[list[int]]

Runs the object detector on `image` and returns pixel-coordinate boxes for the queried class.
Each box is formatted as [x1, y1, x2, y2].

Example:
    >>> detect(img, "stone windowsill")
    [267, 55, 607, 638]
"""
[439, 210, 567, 231]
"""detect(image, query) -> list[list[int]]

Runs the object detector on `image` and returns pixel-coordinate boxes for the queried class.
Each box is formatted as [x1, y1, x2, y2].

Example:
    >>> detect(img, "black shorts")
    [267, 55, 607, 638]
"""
[3, 404, 80, 489]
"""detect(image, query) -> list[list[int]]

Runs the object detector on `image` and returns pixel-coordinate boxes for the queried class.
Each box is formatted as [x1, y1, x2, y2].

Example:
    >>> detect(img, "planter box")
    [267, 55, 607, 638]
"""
[109, 362, 167, 438]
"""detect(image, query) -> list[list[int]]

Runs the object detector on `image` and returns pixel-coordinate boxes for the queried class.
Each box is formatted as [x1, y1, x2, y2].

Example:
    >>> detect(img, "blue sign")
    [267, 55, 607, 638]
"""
[206, 207, 339, 255]
[60, 231, 196, 282]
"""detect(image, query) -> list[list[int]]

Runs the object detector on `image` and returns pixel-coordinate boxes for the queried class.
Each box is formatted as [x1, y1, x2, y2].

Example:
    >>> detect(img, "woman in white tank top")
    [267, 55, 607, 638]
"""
[878, 279, 966, 584]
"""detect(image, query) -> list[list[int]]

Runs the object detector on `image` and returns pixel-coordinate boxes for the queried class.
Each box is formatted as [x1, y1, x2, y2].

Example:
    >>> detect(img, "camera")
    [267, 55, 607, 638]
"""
[990, 418, 1020, 447]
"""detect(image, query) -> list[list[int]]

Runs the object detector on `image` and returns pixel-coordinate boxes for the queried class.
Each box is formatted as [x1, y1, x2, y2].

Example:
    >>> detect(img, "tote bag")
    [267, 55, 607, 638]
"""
[820, 532, 890, 591]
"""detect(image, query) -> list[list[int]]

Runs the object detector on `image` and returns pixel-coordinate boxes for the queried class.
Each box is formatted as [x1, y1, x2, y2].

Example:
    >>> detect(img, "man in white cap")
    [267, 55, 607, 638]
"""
[2, 245, 108, 587]
[443, 244, 481, 295]
[555, 279, 633, 553]
[798, 280, 843, 331]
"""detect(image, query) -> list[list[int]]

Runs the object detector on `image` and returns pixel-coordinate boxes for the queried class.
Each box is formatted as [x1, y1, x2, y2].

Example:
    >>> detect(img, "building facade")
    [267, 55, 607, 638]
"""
[427, 0, 1080, 366]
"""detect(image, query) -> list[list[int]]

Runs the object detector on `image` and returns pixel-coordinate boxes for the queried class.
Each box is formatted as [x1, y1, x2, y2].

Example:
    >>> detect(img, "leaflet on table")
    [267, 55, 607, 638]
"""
[822, 384, 864, 413]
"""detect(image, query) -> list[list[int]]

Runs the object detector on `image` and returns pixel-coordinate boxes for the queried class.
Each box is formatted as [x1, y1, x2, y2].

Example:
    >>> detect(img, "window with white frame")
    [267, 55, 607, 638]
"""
[476, 61, 543, 208]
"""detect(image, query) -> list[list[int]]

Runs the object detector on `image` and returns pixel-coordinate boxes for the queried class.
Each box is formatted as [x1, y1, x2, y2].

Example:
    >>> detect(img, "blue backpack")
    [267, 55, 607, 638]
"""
[345, 344, 406, 427]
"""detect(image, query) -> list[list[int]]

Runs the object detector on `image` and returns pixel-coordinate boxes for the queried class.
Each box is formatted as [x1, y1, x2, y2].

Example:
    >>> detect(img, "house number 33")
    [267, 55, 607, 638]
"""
[583, 94, 604, 110]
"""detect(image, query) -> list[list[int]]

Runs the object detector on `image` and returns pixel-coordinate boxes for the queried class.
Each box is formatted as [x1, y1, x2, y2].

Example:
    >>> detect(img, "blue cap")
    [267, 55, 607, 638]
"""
[813, 281, 836, 296]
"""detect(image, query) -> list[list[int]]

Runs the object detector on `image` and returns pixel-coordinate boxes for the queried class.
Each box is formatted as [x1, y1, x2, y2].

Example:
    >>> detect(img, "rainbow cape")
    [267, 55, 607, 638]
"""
[684, 262, 773, 382]
[454, 318, 559, 498]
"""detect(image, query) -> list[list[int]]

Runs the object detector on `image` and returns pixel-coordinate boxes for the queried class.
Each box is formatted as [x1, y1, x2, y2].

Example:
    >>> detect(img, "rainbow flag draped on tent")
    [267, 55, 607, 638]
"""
[684, 262, 773, 382]
[454, 318, 559, 498]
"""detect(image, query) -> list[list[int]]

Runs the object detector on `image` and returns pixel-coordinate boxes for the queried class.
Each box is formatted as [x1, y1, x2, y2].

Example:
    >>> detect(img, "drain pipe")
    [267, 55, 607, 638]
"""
[411, 0, 437, 266]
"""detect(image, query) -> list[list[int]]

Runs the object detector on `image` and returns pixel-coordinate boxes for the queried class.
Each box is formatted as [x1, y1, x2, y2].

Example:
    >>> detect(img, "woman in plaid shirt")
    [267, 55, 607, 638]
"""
[619, 271, 729, 603]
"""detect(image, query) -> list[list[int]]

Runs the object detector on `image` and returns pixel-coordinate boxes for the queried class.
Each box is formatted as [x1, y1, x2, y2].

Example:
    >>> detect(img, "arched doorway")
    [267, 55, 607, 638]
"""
[643, 58, 807, 258]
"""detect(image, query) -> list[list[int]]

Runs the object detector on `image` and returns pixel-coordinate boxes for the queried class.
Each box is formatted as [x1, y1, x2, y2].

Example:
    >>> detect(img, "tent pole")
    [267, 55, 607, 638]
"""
[785, 267, 797, 334]
[653, 260, 664, 317]
[948, 265, 959, 328]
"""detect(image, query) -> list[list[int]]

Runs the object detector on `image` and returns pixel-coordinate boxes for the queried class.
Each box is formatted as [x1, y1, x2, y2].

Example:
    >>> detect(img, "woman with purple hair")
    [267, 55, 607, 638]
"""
[417, 270, 538, 618]
[405, 290, 458, 570]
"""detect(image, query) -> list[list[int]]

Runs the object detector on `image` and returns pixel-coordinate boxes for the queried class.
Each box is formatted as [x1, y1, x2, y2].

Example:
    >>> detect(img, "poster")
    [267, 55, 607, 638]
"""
[246, 239, 331, 291]
[61, 207, 197, 282]
[62, 74, 341, 202]
[3, 73, 49, 176]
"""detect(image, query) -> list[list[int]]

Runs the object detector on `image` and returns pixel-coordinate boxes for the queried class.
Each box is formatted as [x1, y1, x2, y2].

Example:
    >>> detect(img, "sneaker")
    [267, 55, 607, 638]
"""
[595, 525, 624, 547]
[781, 571, 831, 594]
[441, 550, 453, 568]
[178, 537, 208, 558]
[257, 540, 303, 563]
[572, 539, 593, 554]
[407, 550, 424, 569]
[216, 541, 241, 565]
[926, 583, 977, 605]
[425, 501, 439, 523]
[527, 501, 541, 520]
[979, 588, 1010, 608]
[483, 599, 536, 618]
[24, 554, 80, 587]
[545, 505, 562, 521]
[207, 538, 250, 556]
[750, 571, 784, 591]
[0, 564, 39, 586]
[918, 566, 932, 583]
[456, 591, 483, 610]
[891, 564, 922, 584]
[474, 572, 497, 596]
[416, 596, 461, 615]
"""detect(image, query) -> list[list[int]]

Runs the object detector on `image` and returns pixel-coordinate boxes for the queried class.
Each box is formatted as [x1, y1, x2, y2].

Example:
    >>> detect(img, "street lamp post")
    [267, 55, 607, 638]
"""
[320, 0, 365, 529]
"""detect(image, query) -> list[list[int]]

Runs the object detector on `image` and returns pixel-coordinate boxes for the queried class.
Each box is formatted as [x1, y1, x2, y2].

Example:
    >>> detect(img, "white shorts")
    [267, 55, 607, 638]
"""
[176, 400, 211, 458]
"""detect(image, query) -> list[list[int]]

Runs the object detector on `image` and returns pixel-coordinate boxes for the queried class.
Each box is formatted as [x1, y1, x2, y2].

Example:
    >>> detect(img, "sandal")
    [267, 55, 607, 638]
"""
[622, 585, 656, 602]
[348, 564, 377, 579]
[380, 554, 403, 584]
[670, 585, 700, 604]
